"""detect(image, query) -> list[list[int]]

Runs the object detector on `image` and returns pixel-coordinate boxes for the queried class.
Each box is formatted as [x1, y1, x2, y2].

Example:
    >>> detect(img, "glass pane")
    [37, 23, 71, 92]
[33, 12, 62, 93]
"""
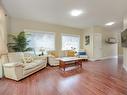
[62, 34, 80, 50]
[28, 32, 55, 55]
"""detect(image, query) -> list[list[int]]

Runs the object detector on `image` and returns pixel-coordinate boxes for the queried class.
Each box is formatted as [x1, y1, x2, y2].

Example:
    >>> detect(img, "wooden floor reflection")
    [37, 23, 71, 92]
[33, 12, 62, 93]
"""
[0, 58, 127, 95]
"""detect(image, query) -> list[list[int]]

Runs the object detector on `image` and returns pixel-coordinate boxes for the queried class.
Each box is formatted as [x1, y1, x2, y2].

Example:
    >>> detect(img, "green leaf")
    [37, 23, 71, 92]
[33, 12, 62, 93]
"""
[8, 31, 32, 52]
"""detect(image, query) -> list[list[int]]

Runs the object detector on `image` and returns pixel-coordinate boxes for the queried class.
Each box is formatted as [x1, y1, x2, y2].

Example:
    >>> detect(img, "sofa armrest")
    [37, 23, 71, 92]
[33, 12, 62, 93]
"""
[48, 56, 59, 66]
[48, 55, 56, 58]
[3, 63, 23, 81]
[3, 63, 23, 67]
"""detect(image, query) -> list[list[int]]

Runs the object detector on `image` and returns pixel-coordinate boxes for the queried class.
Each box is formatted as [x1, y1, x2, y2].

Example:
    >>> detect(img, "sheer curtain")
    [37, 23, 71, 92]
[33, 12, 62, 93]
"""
[0, 6, 8, 78]
[28, 32, 55, 55]
[62, 34, 80, 50]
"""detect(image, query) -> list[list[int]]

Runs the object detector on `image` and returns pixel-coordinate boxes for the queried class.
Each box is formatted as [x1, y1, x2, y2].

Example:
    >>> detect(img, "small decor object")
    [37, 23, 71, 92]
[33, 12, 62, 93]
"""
[105, 37, 117, 44]
[71, 47, 76, 51]
[8, 31, 33, 52]
[71, 47, 77, 53]
[85, 36, 90, 45]
[22, 53, 33, 63]
[50, 51, 59, 58]
[39, 47, 45, 56]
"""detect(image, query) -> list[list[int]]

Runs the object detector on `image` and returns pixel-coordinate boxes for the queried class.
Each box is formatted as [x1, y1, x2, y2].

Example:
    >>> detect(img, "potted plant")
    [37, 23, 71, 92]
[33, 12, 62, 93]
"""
[8, 31, 33, 52]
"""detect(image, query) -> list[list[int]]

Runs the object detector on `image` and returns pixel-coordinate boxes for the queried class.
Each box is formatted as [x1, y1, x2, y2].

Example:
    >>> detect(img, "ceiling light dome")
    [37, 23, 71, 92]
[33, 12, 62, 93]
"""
[105, 22, 115, 26]
[70, 10, 83, 17]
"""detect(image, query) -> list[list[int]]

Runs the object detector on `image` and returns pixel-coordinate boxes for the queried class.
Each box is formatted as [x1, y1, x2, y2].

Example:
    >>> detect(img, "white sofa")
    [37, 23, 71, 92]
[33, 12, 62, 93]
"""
[3, 52, 47, 81]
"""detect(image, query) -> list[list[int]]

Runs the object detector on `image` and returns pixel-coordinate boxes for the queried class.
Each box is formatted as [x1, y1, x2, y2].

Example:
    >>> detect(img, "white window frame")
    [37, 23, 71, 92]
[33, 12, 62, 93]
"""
[24, 29, 56, 52]
[61, 33, 80, 50]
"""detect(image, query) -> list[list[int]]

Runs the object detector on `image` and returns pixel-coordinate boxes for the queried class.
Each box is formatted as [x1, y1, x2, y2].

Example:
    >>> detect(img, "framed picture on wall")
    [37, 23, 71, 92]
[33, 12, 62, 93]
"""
[85, 36, 90, 45]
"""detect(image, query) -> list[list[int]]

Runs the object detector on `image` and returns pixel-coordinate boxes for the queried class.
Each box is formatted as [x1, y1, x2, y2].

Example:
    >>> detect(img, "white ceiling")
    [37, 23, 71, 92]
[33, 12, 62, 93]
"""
[2, 0, 127, 30]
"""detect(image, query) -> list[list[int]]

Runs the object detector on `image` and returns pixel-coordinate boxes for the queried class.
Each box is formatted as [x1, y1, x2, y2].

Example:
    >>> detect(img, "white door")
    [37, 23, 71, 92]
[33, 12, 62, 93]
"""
[93, 33, 102, 60]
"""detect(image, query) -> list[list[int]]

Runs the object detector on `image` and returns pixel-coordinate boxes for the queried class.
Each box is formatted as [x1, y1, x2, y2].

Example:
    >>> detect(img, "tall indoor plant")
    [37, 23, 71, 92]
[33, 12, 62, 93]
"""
[8, 31, 32, 52]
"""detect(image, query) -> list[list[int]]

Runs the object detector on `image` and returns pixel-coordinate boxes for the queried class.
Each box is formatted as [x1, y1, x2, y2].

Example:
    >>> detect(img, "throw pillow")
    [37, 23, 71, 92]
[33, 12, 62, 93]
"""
[50, 51, 59, 58]
[22, 53, 33, 63]
[67, 50, 75, 57]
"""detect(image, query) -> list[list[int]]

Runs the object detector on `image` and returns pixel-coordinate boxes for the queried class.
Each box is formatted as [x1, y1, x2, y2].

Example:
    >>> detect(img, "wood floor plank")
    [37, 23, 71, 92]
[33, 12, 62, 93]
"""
[0, 58, 127, 95]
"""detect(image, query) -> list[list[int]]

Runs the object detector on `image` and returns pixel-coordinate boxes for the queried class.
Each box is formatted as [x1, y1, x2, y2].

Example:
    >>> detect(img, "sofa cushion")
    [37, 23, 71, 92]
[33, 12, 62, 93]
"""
[78, 51, 87, 55]
[77, 51, 88, 59]
[79, 55, 88, 58]
[33, 60, 46, 64]
[66, 50, 75, 57]
[23, 61, 42, 70]
[23, 63, 45, 75]
[50, 51, 59, 58]
[23, 55, 33, 63]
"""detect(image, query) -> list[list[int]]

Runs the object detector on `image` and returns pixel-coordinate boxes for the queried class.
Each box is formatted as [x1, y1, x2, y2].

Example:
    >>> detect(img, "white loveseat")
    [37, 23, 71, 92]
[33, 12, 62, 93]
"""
[3, 52, 47, 81]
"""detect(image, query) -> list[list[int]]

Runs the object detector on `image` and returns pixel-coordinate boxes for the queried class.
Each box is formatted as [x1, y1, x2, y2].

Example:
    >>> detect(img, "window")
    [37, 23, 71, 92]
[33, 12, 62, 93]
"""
[62, 34, 80, 50]
[27, 31, 55, 54]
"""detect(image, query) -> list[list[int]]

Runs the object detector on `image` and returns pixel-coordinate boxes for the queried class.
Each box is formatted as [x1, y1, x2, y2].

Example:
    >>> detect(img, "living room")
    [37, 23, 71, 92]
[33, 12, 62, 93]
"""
[0, 0, 127, 95]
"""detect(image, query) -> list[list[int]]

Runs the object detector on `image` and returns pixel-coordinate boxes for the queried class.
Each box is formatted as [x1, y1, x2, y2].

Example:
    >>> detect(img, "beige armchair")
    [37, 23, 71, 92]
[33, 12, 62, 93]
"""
[65, 50, 76, 57]
[3, 52, 47, 81]
[48, 51, 60, 66]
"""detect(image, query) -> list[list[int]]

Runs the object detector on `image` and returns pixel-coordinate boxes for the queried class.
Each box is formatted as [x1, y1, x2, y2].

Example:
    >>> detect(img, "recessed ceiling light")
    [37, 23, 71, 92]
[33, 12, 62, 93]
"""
[105, 22, 115, 26]
[70, 10, 83, 17]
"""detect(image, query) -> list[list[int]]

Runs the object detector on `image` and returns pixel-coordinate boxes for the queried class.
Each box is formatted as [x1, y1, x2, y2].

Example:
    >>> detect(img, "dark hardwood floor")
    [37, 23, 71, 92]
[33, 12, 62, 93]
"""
[0, 58, 127, 95]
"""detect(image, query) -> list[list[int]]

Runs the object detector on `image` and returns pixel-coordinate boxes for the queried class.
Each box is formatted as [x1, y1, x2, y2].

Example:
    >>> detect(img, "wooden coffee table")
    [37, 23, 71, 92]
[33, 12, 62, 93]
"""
[59, 57, 85, 71]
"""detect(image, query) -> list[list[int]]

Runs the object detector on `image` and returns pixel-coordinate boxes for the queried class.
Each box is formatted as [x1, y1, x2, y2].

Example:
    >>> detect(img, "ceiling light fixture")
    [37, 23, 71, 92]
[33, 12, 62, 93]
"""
[70, 10, 83, 17]
[105, 22, 115, 26]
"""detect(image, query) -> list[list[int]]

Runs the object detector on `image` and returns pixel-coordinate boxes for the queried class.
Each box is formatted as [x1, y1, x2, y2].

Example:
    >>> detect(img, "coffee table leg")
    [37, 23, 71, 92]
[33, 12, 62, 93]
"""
[78, 60, 82, 68]
[64, 67, 65, 71]
[80, 62, 82, 68]
[59, 61, 66, 71]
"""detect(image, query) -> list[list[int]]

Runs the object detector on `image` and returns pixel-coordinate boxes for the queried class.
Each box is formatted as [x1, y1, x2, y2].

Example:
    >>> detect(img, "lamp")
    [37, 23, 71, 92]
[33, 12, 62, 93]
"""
[39, 47, 45, 56]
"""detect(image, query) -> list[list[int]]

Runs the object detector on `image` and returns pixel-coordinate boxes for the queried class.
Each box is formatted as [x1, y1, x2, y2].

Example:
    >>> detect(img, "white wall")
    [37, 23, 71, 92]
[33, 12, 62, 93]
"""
[0, 4, 8, 78]
[8, 17, 84, 52]
[117, 32, 123, 56]
[83, 27, 94, 60]
[84, 26, 118, 60]
[123, 15, 127, 71]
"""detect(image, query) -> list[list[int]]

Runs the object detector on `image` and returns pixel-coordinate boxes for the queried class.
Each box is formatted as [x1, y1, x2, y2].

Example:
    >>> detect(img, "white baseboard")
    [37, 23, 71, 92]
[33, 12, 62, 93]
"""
[118, 55, 123, 58]
[89, 56, 118, 61]
[123, 64, 127, 72]
[100, 56, 118, 60]
[89, 59, 96, 61]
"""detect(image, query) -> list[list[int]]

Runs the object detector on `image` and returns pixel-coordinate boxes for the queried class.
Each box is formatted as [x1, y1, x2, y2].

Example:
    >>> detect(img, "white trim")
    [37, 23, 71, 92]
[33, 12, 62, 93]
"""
[61, 33, 80, 37]
[89, 56, 118, 61]
[24, 29, 55, 34]
[89, 59, 96, 61]
[100, 56, 118, 60]
[123, 64, 127, 72]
